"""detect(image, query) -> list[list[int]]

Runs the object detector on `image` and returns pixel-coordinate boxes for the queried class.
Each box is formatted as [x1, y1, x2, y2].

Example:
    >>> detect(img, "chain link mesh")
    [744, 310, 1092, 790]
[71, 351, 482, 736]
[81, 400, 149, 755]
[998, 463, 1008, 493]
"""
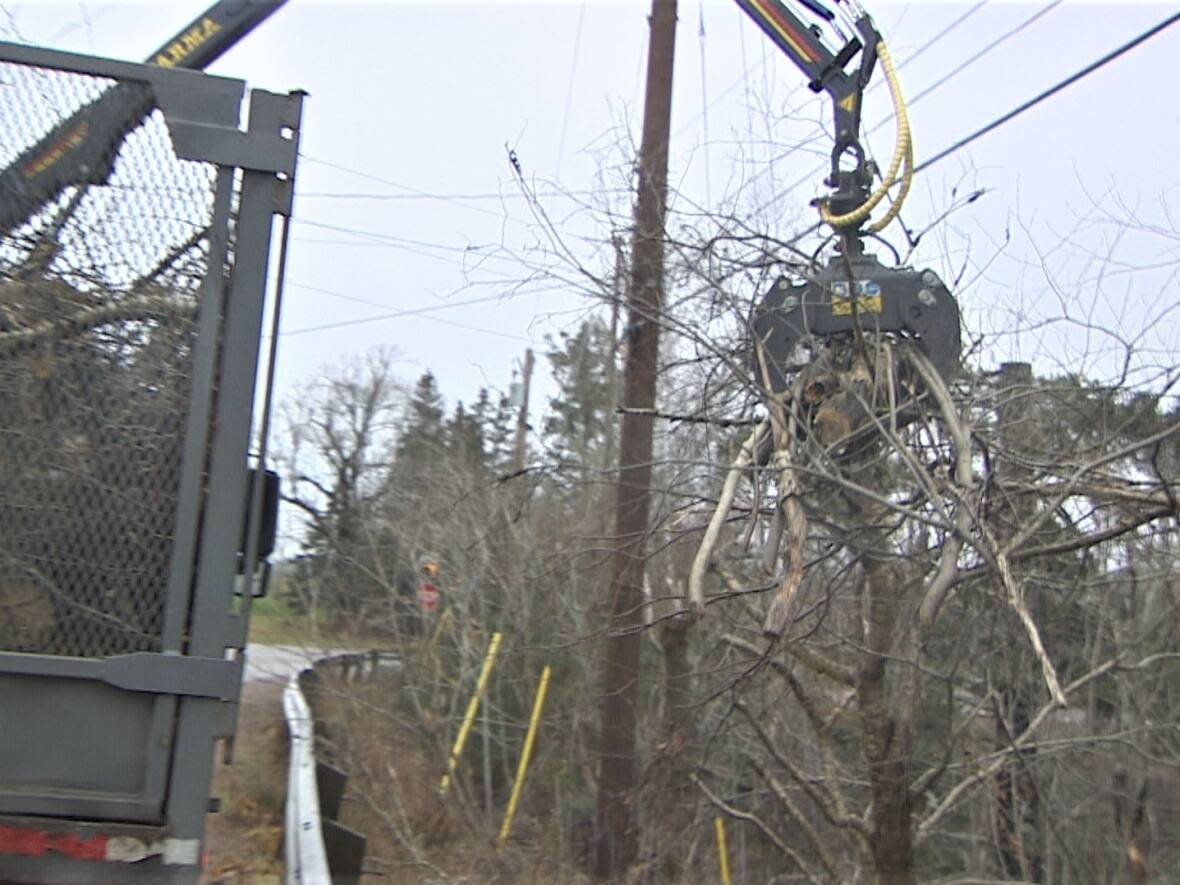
[0, 59, 219, 657]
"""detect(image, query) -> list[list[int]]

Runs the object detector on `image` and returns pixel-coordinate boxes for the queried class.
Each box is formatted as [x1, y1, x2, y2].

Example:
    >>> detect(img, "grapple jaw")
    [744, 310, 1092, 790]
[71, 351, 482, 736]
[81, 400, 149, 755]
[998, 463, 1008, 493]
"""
[750, 250, 961, 393]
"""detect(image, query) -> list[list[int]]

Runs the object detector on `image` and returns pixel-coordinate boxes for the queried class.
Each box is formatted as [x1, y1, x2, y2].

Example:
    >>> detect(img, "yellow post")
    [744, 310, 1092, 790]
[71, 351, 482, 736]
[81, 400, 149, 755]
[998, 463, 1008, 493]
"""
[497, 664, 552, 848]
[439, 631, 502, 796]
[715, 816, 732, 885]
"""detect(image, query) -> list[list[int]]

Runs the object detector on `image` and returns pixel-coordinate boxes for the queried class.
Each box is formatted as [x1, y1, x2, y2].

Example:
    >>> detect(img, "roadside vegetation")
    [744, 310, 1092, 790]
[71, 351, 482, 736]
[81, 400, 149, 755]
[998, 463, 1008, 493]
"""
[264, 32, 1180, 877]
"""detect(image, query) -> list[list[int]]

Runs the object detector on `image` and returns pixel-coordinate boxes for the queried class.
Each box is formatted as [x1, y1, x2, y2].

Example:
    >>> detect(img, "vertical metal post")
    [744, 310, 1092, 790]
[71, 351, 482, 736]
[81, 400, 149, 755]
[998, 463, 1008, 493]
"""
[165, 87, 303, 863]
[440, 632, 503, 796]
[715, 816, 732, 885]
[498, 665, 552, 847]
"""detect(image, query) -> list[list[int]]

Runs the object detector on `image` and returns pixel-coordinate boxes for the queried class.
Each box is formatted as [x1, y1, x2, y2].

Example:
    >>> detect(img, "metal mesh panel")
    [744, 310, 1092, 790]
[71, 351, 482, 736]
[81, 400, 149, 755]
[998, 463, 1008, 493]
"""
[0, 60, 218, 657]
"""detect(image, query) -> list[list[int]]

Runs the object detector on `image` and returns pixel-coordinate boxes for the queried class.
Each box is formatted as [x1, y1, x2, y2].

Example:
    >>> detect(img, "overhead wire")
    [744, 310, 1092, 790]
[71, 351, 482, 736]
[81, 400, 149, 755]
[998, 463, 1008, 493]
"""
[556, 2, 587, 181]
[913, 7, 1180, 176]
[688, 0, 986, 202]
[901, 0, 1062, 110]
[292, 216, 608, 285]
[299, 154, 534, 223]
[289, 4, 1177, 343]
[767, 4, 1180, 253]
[294, 279, 537, 343]
[698, 1, 712, 205]
[280, 288, 534, 337]
[296, 188, 627, 202]
[295, 218, 495, 256]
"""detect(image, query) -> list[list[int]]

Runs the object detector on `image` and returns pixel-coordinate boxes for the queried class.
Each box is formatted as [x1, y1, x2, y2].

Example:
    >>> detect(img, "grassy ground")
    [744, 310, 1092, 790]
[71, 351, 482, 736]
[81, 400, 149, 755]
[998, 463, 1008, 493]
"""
[310, 671, 592, 884]
[245, 596, 400, 650]
[244, 596, 324, 646]
[201, 681, 287, 884]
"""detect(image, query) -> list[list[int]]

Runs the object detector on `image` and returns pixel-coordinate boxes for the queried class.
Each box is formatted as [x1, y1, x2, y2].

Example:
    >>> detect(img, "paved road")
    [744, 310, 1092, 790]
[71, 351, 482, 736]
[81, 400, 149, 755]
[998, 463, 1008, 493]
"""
[242, 644, 350, 683]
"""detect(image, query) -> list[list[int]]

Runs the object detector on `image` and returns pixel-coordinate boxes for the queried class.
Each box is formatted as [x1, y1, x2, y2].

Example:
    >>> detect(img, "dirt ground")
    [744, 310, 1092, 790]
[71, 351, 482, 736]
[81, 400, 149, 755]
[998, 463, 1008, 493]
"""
[201, 680, 287, 884]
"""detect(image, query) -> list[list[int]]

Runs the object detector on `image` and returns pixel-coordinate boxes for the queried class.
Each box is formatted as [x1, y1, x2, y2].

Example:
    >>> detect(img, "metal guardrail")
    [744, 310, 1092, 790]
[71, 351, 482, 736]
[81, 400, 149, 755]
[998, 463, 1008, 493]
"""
[283, 651, 398, 885]
[283, 667, 330, 884]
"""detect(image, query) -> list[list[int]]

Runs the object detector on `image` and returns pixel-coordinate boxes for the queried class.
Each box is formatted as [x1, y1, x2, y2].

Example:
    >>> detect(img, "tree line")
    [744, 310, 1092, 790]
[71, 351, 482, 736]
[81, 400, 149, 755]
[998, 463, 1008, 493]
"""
[277, 290, 1180, 882]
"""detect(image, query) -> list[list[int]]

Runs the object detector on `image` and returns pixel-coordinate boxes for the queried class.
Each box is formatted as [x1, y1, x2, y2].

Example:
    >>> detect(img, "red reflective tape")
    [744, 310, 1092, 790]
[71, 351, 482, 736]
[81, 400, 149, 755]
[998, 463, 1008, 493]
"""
[749, 0, 820, 63]
[0, 824, 109, 861]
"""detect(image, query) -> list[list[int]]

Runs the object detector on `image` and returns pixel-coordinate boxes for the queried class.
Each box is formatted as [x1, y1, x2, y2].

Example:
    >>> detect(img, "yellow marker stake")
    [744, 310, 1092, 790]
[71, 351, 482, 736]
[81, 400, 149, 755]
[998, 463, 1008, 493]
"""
[497, 664, 552, 848]
[715, 816, 732, 885]
[439, 631, 502, 796]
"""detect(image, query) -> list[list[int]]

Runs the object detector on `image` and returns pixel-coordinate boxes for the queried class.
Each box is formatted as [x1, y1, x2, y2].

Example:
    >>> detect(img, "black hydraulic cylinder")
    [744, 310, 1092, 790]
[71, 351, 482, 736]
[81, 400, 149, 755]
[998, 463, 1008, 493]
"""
[0, 0, 288, 235]
[148, 0, 289, 70]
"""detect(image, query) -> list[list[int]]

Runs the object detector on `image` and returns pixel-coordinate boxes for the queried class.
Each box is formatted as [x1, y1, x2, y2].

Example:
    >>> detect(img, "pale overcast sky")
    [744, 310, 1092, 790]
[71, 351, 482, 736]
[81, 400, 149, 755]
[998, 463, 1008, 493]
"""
[5, 0, 1178, 419]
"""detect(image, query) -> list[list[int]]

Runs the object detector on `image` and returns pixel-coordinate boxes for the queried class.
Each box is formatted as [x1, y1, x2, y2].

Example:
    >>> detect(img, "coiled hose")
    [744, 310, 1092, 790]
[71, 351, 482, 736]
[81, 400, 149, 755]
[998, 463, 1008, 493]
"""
[818, 40, 913, 234]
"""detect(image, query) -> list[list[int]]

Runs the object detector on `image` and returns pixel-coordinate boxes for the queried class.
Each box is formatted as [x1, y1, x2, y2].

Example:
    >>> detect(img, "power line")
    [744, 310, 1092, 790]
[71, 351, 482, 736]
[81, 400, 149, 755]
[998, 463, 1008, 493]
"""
[300, 153, 632, 204]
[296, 188, 626, 202]
[283, 280, 536, 343]
[698, 0, 712, 205]
[281, 274, 589, 338]
[556, 1, 587, 180]
[915, 8, 1180, 175]
[903, 0, 1061, 110]
[294, 218, 496, 256]
[299, 154, 528, 222]
[280, 289, 522, 337]
[767, 6, 1180, 253]
[291, 218, 564, 281]
[678, 0, 986, 181]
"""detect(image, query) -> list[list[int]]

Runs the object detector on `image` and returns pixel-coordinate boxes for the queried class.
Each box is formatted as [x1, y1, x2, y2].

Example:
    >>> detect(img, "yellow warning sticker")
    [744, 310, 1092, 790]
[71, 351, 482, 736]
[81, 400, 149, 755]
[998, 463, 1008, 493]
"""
[830, 280, 882, 316]
[831, 296, 882, 316]
[838, 93, 857, 114]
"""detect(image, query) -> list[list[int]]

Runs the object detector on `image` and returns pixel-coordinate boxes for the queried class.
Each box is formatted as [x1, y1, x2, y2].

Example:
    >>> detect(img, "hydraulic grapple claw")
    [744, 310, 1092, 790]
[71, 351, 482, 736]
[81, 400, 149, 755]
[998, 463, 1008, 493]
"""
[750, 250, 962, 393]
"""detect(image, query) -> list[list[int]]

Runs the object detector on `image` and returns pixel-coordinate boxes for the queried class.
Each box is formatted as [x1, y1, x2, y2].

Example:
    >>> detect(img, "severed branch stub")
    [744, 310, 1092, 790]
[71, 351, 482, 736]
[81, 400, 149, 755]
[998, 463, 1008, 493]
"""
[756, 343, 809, 639]
[687, 418, 768, 615]
[907, 345, 974, 628]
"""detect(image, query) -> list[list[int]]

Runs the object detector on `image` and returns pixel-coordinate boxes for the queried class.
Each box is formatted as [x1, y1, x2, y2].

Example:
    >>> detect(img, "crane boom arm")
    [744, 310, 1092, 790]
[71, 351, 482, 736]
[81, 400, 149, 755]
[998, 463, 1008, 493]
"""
[734, 0, 880, 215]
[0, 0, 288, 235]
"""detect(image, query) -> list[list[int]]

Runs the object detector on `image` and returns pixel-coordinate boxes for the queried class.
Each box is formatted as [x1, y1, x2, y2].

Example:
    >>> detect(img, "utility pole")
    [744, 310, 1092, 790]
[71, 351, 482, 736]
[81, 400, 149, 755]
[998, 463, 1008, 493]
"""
[593, 0, 677, 878]
[602, 233, 625, 473]
[511, 348, 534, 474]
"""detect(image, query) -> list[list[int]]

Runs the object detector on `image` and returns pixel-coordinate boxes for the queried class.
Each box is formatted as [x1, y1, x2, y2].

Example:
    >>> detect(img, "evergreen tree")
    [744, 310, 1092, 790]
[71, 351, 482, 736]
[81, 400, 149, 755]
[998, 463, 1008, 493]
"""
[446, 400, 485, 469]
[471, 387, 493, 460]
[396, 371, 446, 467]
[483, 390, 516, 472]
[543, 317, 616, 474]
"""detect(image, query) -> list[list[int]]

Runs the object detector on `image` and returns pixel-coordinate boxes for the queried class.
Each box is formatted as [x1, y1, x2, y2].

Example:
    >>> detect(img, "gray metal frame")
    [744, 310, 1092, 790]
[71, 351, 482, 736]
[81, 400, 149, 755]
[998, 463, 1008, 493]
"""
[0, 41, 301, 883]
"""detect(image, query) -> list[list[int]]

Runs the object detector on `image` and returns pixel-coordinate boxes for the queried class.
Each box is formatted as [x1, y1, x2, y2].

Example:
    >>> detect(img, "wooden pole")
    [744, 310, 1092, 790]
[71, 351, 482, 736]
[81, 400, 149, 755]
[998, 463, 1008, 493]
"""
[512, 348, 535, 474]
[593, 0, 678, 877]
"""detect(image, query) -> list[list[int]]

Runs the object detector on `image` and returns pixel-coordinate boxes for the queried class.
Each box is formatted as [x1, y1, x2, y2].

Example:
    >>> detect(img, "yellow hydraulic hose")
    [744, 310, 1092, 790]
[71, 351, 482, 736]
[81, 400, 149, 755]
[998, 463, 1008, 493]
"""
[866, 40, 914, 234]
[819, 40, 912, 232]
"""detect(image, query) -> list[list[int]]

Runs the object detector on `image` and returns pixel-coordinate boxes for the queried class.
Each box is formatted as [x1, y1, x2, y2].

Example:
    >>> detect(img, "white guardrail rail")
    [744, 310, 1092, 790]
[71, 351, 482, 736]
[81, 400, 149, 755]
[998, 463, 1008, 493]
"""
[283, 651, 397, 884]
[283, 665, 332, 884]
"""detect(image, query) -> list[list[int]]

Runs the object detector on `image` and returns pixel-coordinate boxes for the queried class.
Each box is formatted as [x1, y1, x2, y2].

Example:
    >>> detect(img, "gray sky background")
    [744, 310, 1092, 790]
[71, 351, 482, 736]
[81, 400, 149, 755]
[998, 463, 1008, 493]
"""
[6, 0, 1179, 425]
